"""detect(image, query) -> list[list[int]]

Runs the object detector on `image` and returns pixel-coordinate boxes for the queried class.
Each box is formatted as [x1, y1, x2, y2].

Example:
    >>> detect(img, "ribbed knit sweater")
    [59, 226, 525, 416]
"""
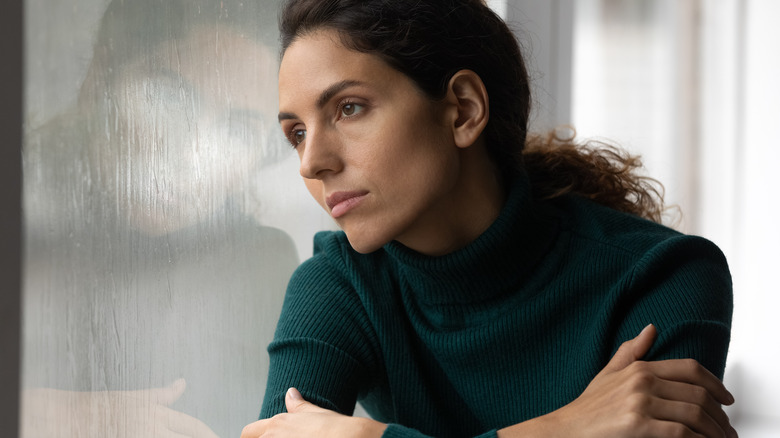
[259, 174, 733, 438]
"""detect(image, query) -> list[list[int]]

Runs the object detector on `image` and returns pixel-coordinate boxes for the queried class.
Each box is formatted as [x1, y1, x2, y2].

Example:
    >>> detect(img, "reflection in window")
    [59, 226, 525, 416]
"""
[20, 1, 322, 436]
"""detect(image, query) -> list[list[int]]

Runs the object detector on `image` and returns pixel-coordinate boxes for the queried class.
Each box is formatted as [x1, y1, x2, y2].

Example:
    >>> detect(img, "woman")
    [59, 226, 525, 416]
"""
[242, 0, 735, 436]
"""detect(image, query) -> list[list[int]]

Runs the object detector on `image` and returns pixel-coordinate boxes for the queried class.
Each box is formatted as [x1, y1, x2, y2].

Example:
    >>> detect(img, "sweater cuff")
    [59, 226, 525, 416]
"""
[382, 424, 432, 438]
[382, 424, 498, 438]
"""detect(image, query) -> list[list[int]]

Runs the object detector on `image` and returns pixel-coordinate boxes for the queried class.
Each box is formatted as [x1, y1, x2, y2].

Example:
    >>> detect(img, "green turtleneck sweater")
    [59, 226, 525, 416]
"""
[259, 176, 732, 438]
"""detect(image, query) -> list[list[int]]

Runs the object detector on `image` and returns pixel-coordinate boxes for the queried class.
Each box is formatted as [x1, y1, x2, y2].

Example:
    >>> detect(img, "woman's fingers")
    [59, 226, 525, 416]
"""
[635, 418, 706, 438]
[653, 379, 735, 436]
[601, 324, 658, 374]
[638, 359, 735, 406]
[609, 360, 737, 437]
[628, 395, 735, 438]
[551, 324, 738, 438]
[285, 387, 315, 413]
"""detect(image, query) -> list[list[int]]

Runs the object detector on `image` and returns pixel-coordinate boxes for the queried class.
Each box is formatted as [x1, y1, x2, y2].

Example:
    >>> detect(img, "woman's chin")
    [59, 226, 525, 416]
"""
[344, 232, 388, 255]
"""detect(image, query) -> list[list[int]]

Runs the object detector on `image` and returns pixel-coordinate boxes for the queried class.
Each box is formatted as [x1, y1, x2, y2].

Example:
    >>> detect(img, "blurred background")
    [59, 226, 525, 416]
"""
[2, 0, 777, 436]
[490, 1, 779, 436]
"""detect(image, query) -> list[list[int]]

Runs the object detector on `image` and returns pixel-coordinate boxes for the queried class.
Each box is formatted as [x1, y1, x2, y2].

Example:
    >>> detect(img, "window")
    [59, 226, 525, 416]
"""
[21, 1, 331, 436]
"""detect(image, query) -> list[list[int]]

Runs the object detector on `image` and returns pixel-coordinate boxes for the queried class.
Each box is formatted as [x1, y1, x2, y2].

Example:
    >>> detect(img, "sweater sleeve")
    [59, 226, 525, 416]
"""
[259, 236, 502, 438]
[382, 424, 498, 438]
[259, 247, 378, 418]
[612, 234, 733, 379]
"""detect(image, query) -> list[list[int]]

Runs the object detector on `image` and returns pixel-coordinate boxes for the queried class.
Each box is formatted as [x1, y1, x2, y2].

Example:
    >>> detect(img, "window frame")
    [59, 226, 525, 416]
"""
[0, 0, 22, 435]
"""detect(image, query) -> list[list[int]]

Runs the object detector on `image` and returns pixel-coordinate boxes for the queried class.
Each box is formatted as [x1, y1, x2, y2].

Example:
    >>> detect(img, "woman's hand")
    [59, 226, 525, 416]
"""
[20, 379, 219, 438]
[499, 324, 737, 438]
[241, 388, 387, 438]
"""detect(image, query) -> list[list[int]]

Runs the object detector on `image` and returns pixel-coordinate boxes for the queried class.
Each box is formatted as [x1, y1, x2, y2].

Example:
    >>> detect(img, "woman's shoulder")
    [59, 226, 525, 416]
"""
[551, 193, 731, 306]
[546, 193, 731, 303]
[286, 230, 397, 316]
[313, 229, 352, 260]
[275, 231, 383, 356]
[296, 230, 390, 277]
[289, 230, 380, 294]
[552, 193, 723, 261]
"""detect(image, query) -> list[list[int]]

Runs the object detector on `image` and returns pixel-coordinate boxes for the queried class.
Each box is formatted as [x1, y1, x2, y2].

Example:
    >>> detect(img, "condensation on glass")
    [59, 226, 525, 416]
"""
[21, 1, 330, 436]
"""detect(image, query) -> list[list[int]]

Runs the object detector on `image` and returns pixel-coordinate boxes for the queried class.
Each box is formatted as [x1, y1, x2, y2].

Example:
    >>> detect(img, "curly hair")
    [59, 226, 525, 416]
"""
[523, 129, 667, 223]
[280, 0, 667, 223]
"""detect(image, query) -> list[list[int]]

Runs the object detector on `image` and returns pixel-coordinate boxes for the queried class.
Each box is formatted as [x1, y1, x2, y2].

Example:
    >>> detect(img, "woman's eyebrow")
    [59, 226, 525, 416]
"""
[278, 112, 297, 123]
[315, 79, 364, 108]
[278, 79, 365, 123]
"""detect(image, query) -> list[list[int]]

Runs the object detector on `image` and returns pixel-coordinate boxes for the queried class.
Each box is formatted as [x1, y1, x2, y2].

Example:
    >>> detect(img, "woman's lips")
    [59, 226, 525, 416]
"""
[326, 191, 369, 218]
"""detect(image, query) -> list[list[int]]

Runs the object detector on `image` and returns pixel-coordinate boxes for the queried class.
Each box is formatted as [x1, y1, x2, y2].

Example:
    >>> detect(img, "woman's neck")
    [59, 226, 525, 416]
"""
[395, 142, 506, 257]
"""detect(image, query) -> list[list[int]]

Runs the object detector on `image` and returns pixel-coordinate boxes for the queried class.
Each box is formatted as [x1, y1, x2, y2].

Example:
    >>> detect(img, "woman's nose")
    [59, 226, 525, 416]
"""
[298, 129, 342, 180]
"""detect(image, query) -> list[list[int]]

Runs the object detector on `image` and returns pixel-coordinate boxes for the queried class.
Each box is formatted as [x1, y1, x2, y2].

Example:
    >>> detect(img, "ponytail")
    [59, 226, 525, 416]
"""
[523, 129, 667, 223]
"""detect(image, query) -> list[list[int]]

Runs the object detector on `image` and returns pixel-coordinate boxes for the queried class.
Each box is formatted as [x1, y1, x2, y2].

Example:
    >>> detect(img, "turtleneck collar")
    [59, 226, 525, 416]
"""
[383, 171, 561, 306]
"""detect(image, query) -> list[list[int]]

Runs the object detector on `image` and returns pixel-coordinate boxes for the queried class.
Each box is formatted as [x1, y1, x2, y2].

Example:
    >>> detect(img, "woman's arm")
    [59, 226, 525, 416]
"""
[241, 325, 736, 438]
[498, 325, 736, 438]
[243, 388, 387, 438]
[613, 234, 733, 379]
[258, 250, 381, 418]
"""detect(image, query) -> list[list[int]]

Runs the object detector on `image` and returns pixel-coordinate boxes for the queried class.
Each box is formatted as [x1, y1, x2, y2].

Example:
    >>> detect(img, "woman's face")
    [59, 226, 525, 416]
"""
[279, 29, 464, 254]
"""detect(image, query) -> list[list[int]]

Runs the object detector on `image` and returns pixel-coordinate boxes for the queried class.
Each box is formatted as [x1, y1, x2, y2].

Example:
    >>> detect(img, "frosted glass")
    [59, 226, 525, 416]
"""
[20, 1, 331, 436]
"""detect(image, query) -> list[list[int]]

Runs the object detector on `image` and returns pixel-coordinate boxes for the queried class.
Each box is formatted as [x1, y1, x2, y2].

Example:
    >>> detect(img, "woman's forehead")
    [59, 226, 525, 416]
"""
[278, 30, 399, 104]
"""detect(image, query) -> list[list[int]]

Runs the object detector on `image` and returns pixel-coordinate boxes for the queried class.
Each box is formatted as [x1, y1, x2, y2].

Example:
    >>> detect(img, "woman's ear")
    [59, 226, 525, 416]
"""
[445, 70, 489, 149]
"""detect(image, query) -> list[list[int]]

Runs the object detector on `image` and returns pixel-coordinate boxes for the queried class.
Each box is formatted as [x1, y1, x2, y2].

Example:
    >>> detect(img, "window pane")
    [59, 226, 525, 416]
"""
[21, 1, 330, 436]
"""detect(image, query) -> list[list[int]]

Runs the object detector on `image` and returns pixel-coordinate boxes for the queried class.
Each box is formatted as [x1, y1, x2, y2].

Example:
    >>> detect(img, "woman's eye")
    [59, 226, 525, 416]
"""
[291, 129, 306, 146]
[340, 103, 364, 118]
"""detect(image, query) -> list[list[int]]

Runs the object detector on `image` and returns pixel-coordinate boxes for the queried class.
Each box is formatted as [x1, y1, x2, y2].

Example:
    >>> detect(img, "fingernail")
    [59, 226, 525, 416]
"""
[287, 387, 303, 401]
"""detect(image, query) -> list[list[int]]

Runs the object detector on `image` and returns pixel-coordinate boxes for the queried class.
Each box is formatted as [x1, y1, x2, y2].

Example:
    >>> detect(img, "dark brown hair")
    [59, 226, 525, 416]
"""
[280, 0, 666, 222]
